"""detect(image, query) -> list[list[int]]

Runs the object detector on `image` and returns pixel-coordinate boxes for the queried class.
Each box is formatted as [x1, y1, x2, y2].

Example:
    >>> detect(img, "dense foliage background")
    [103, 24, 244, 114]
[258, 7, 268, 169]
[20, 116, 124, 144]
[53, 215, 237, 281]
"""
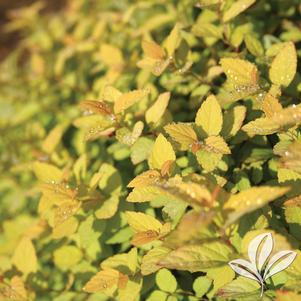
[1, 0, 301, 300]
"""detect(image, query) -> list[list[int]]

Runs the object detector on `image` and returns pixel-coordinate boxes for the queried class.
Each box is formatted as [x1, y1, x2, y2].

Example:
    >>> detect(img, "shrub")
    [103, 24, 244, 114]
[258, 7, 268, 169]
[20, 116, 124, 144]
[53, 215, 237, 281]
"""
[1, 0, 301, 300]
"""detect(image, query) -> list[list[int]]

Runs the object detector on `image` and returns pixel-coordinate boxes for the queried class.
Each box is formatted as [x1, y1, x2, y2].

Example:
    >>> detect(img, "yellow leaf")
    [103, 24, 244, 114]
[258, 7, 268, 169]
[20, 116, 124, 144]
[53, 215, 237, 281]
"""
[261, 93, 283, 117]
[99, 44, 124, 68]
[52, 216, 78, 239]
[127, 170, 161, 188]
[223, 0, 256, 22]
[42, 124, 66, 154]
[137, 57, 171, 76]
[276, 291, 301, 301]
[32, 161, 63, 183]
[164, 24, 181, 56]
[220, 58, 259, 86]
[1, 276, 27, 300]
[148, 134, 176, 169]
[164, 123, 198, 150]
[83, 268, 120, 293]
[195, 95, 223, 136]
[269, 42, 297, 87]
[242, 117, 280, 136]
[95, 195, 119, 219]
[54, 200, 81, 226]
[12, 237, 37, 275]
[146, 92, 170, 124]
[142, 40, 165, 60]
[103, 86, 122, 103]
[125, 211, 163, 233]
[205, 136, 231, 154]
[114, 89, 149, 114]
[224, 186, 290, 226]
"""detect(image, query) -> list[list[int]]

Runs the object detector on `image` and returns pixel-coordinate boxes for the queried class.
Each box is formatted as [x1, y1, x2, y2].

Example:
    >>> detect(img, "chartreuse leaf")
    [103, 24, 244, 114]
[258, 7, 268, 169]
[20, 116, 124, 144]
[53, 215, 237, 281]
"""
[156, 269, 177, 293]
[52, 216, 79, 239]
[164, 123, 198, 150]
[146, 290, 168, 301]
[54, 245, 83, 269]
[12, 237, 38, 275]
[95, 195, 119, 219]
[158, 242, 232, 272]
[148, 134, 176, 169]
[145, 92, 170, 124]
[223, 186, 289, 226]
[269, 42, 297, 87]
[42, 124, 66, 154]
[223, 0, 256, 22]
[284, 196, 301, 240]
[193, 276, 212, 298]
[195, 95, 223, 137]
[131, 137, 154, 165]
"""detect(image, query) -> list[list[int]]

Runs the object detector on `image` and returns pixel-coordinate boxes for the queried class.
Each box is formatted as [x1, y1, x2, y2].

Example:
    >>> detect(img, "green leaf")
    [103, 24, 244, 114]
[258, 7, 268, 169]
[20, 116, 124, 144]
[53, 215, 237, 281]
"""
[146, 290, 168, 301]
[269, 42, 297, 87]
[195, 95, 223, 137]
[196, 149, 222, 172]
[156, 269, 177, 293]
[131, 137, 154, 165]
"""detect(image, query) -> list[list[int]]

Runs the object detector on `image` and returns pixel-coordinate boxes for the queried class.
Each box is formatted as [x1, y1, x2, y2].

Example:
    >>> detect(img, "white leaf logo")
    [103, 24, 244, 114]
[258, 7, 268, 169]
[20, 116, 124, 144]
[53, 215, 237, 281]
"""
[229, 233, 297, 297]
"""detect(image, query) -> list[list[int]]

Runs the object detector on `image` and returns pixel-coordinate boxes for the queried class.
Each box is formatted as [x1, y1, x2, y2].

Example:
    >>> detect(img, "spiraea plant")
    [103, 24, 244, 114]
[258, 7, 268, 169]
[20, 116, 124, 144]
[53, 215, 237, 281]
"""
[0, 0, 301, 300]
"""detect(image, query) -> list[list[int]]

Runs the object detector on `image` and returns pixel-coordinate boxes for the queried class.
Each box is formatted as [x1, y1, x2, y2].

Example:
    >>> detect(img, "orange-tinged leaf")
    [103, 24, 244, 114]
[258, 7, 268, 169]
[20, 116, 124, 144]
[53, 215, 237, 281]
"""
[131, 230, 160, 246]
[83, 268, 120, 293]
[127, 170, 161, 188]
[114, 89, 149, 114]
[160, 160, 175, 177]
[80, 100, 113, 116]
[142, 40, 165, 60]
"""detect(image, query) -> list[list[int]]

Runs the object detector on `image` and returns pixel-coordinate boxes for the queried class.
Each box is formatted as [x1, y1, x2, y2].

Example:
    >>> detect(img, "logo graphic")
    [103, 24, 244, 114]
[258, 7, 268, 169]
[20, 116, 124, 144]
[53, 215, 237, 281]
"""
[228, 233, 297, 297]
